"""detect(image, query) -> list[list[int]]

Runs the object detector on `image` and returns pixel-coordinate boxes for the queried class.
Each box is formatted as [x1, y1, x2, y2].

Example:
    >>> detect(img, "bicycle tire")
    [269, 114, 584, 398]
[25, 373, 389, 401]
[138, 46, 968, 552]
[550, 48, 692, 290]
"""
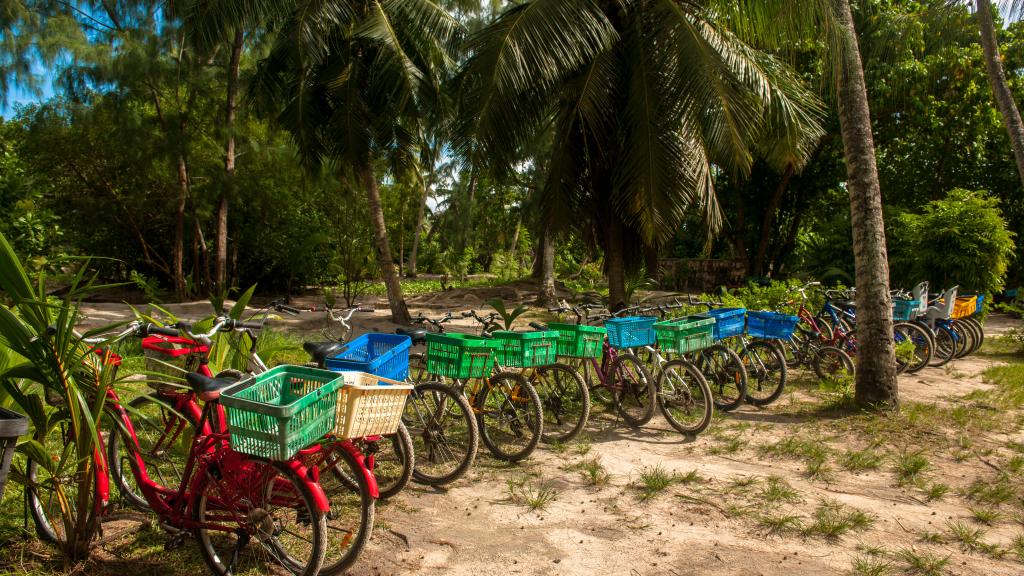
[812, 346, 855, 381]
[949, 321, 971, 359]
[26, 420, 92, 546]
[107, 392, 197, 511]
[408, 352, 435, 384]
[609, 352, 656, 427]
[656, 359, 714, 436]
[474, 372, 543, 462]
[192, 458, 328, 576]
[893, 321, 932, 374]
[964, 317, 985, 351]
[372, 422, 415, 500]
[958, 318, 982, 356]
[741, 340, 787, 406]
[930, 325, 957, 367]
[532, 362, 591, 444]
[404, 380, 478, 486]
[696, 344, 747, 412]
[312, 443, 376, 576]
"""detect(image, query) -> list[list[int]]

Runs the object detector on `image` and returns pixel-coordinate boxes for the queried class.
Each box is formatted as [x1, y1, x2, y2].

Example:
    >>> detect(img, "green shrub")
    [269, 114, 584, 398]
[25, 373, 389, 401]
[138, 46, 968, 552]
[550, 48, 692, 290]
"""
[890, 189, 1014, 295]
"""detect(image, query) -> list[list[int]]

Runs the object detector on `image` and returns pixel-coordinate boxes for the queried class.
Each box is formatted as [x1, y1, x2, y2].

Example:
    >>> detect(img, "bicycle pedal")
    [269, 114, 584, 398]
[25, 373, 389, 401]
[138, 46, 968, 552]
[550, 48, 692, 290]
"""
[164, 531, 188, 551]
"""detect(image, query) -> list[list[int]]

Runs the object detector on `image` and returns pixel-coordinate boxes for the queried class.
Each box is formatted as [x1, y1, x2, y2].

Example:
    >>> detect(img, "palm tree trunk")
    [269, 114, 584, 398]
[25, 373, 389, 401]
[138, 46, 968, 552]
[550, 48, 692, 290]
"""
[360, 163, 411, 324]
[408, 178, 429, 277]
[753, 163, 794, 277]
[976, 0, 1024, 190]
[606, 218, 627, 312]
[174, 155, 189, 301]
[536, 223, 556, 305]
[217, 29, 244, 293]
[835, 0, 898, 409]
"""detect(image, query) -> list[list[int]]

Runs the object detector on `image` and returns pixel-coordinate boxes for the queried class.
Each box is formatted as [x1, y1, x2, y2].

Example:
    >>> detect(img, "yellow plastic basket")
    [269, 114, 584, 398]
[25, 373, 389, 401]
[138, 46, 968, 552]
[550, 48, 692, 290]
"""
[952, 296, 978, 319]
[333, 372, 414, 439]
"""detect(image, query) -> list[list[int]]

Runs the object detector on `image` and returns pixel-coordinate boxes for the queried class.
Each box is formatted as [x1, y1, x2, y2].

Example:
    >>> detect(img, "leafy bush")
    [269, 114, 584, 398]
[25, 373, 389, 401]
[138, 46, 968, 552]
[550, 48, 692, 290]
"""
[720, 279, 828, 314]
[890, 189, 1015, 295]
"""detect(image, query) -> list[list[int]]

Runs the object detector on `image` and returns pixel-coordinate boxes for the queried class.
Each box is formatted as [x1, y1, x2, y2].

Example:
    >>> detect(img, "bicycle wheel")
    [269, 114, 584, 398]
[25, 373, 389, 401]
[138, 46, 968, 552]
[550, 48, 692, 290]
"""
[192, 457, 327, 576]
[964, 317, 985, 351]
[532, 363, 591, 443]
[474, 372, 543, 462]
[812, 346, 855, 381]
[408, 352, 433, 384]
[741, 340, 787, 407]
[315, 443, 376, 576]
[368, 422, 414, 500]
[957, 319, 982, 356]
[930, 325, 957, 367]
[893, 322, 932, 374]
[951, 321, 973, 359]
[107, 392, 196, 511]
[656, 359, 713, 435]
[25, 421, 95, 546]
[577, 357, 614, 407]
[404, 381, 478, 486]
[609, 353, 656, 427]
[696, 344, 747, 412]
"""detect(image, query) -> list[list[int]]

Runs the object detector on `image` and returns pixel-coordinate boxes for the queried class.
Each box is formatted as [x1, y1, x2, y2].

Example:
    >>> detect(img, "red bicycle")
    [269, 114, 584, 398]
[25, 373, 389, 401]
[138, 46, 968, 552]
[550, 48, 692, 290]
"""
[776, 283, 855, 379]
[28, 318, 376, 576]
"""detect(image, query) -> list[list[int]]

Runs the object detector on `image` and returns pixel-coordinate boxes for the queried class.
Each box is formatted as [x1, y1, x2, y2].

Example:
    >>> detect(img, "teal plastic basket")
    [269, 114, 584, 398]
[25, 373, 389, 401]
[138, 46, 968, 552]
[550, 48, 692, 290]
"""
[425, 333, 499, 379]
[653, 316, 716, 354]
[492, 330, 559, 367]
[221, 365, 344, 461]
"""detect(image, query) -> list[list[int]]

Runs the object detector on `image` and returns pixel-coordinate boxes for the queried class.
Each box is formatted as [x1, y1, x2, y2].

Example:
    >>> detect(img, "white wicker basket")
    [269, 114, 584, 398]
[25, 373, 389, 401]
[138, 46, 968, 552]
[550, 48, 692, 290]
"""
[333, 372, 414, 439]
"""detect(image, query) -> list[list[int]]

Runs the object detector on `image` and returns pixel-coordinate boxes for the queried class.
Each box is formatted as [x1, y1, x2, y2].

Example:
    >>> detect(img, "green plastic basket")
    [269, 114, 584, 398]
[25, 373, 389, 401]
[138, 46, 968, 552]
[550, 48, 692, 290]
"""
[654, 316, 716, 355]
[425, 333, 499, 379]
[492, 330, 559, 367]
[221, 365, 344, 461]
[549, 323, 606, 358]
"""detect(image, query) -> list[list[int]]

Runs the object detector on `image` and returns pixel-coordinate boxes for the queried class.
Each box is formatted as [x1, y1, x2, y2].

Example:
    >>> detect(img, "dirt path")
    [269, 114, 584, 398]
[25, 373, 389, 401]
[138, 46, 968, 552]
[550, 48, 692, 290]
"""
[69, 303, 1024, 575]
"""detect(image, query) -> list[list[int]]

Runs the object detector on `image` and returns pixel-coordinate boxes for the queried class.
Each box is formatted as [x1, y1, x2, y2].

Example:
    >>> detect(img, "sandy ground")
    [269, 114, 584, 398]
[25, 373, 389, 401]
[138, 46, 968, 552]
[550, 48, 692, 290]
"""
[70, 301, 1024, 576]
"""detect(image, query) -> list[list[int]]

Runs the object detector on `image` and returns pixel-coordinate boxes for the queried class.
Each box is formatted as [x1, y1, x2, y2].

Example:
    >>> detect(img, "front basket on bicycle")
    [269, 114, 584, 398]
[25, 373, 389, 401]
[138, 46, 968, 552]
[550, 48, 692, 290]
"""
[745, 311, 799, 340]
[425, 333, 499, 379]
[221, 365, 344, 461]
[492, 330, 559, 367]
[604, 316, 657, 349]
[697, 308, 746, 341]
[893, 299, 921, 321]
[324, 333, 412, 381]
[548, 323, 606, 358]
[333, 372, 414, 439]
[653, 316, 716, 354]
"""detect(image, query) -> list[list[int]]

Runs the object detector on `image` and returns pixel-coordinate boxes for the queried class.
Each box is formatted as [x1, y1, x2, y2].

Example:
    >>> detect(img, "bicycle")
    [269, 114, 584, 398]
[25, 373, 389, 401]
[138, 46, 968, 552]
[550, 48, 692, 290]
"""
[27, 320, 331, 576]
[101, 315, 377, 575]
[463, 309, 591, 444]
[775, 282, 856, 380]
[684, 297, 790, 407]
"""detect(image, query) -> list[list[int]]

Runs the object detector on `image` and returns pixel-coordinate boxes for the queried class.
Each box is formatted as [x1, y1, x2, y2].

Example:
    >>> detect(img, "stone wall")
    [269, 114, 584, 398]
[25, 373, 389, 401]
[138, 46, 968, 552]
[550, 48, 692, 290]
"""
[658, 259, 746, 292]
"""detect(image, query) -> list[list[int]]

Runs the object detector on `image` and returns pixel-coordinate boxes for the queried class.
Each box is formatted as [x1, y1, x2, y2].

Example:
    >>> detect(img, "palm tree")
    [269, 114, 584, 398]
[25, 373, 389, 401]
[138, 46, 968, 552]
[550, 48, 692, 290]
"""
[973, 0, 1024, 190]
[196, 0, 462, 323]
[457, 0, 824, 310]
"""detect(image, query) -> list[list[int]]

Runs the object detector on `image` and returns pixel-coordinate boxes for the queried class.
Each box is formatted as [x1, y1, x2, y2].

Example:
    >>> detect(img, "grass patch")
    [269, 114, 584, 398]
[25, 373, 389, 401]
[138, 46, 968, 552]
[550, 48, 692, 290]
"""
[759, 436, 833, 480]
[1011, 533, 1024, 562]
[968, 505, 1002, 526]
[636, 464, 677, 502]
[758, 513, 803, 537]
[895, 450, 930, 486]
[506, 477, 557, 511]
[759, 476, 801, 504]
[568, 456, 610, 486]
[678, 469, 704, 485]
[918, 530, 944, 544]
[851, 555, 892, 576]
[802, 499, 875, 540]
[840, 448, 884, 473]
[921, 481, 949, 502]
[897, 548, 949, 575]
[947, 520, 985, 552]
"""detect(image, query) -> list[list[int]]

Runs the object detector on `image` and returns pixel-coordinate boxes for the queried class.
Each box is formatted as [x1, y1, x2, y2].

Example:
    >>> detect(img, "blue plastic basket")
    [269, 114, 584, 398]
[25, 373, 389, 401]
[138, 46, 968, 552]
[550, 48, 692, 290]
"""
[605, 316, 657, 349]
[746, 311, 799, 340]
[976, 294, 985, 314]
[698, 308, 746, 341]
[325, 333, 412, 381]
[892, 299, 920, 321]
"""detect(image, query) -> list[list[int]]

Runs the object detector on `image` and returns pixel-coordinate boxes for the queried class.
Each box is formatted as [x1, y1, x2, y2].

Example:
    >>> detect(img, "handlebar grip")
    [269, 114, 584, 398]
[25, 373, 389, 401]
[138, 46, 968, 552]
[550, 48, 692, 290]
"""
[234, 320, 264, 330]
[279, 304, 302, 316]
[147, 324, 180, 337]
[461, 311, 473, 318]
[529, 321, 548, 331]
[357, 307, 375, 313]
[548, 307, 569, 313]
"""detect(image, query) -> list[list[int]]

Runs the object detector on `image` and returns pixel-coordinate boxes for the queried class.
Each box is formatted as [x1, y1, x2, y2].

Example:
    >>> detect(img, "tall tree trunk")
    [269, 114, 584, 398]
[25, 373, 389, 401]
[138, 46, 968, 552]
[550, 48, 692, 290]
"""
[408, 177, 429, 277]
[977, 0, 1024, 190]
[606, 218, 627, 312]
[536, 223, 556, 305]
[174, 155, 189, 300]
[531, 225, 546, 279]
[753, 163, 794, 277]
[835, 0, 898, 409]
[360, 163, 411, 324]
[217, 29, 244, 293]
